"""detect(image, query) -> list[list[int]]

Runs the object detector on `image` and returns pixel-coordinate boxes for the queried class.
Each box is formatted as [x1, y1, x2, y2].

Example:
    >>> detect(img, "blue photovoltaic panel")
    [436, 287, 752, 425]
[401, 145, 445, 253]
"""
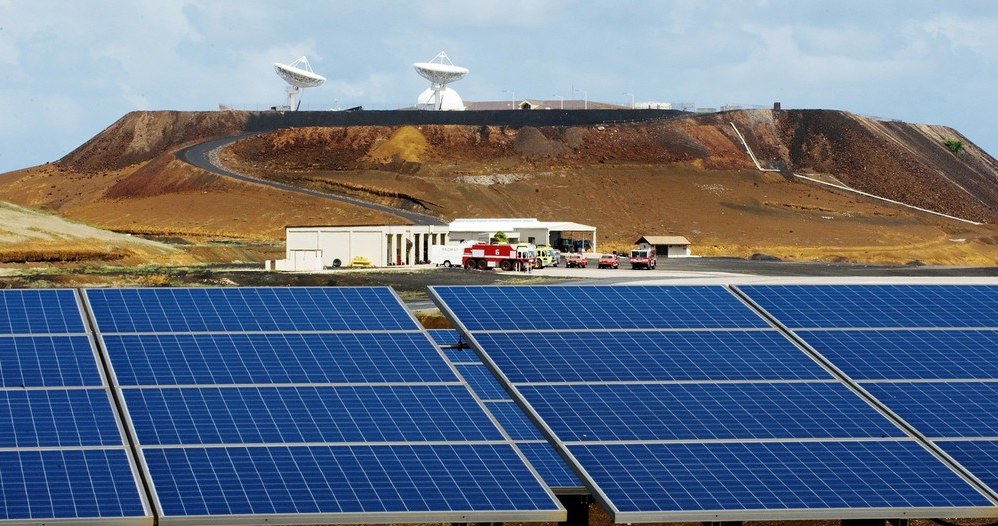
[473, 330, 830, 383]
[104, 332, 456, 385]
[427, 328, 462, 346]
[144, 444, 561, 517]
[517, 442, 583, 489]
[485, 401, 545, 441]
[433, 285, 769, 331]
[570, 441, 993, 514]
[0, 389, 121, 447]
[797, 330, 998, 380]
[863, 382, 998, 438]
[0, 335, 103, 387]
[939, 441, 998, 496]
[518, 383, 905, 442]
[0, 288, 84, 335]
[443, 347, 483, 364]
[457, 364, 511, 401]
[86, 287, 418, 333]
[739, 284, 998, 329]
[124, 385, 502, 446]
[0, 449, 147, 521]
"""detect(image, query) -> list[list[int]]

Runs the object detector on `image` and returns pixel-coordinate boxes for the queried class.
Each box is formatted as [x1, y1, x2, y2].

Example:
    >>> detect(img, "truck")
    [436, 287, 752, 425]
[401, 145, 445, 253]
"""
[429, 242, 474, 268]
[462, 243, 534, 271]
[564, 252, 587, 268]
[534, 245, 555, 268]
[629, 247, 657, 270]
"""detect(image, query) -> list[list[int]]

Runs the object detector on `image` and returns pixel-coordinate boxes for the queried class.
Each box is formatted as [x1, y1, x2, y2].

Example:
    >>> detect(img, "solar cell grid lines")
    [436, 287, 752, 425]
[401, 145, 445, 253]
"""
[473, 330, 831, 383]
[738, 284, 998, 329]
[123, 385, 505, 446]
[85, 287, 419, 333]
[432, 285, 770, 330]
[0, 389, 122, 447]
[518, 382, 906, 442]
[797, 330, 998, 380]
[0, 288, 85, 334]
[572, 441, 994, 516]
[102, 332, 456, 386]
[863, 382, 998, 439]
[0, 335, 104, 387]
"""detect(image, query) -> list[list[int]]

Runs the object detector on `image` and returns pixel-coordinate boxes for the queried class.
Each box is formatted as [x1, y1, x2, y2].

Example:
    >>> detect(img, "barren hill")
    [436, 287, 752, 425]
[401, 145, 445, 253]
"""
[2, 108, 997, 266]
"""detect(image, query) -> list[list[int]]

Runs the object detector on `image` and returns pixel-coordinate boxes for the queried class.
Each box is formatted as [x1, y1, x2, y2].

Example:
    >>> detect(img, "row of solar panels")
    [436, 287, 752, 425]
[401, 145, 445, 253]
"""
[1, 284, 997, 525]
[429, 284, 998, 522]
[0, 288, 564, 525]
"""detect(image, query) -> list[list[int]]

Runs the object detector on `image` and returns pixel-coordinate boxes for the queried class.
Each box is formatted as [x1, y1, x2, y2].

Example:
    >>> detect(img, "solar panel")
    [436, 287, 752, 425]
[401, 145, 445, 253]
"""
[144, 444, 558, 519]
[85, 287, 419, 333]
[517, 442, 583, 489]
[517, 382, 906, 442]
[571, 441, 993, 518]
[863, 382, 998, 438]
[123, 385, 504, 445]
[90, 286, 563, 524]
[798, 330, 998, 380]
[0, 288, 85, 334]
[940, 442, 998, 497]
[103, 332, 456, 385]
[738, 285, 998, 329]
[433, 285, 770, 330]
[427, 328, 462, 345]
[432, 284, 998, 521]
[0, 335, 103, 387]
[0, 289, 151, 524]
[457, 364, 511, 401]
[473, 330, 831, 383]
[485, 401, 545, 441]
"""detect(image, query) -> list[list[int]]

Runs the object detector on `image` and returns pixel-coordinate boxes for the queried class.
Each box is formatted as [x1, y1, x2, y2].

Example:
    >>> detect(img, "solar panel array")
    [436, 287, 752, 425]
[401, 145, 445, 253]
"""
[84, 287, 563, 525]
[428, 330, 584, 490]
[739, 284, 998, 502]
[432, 284, 997, 522]
[0, 290, 151, 524]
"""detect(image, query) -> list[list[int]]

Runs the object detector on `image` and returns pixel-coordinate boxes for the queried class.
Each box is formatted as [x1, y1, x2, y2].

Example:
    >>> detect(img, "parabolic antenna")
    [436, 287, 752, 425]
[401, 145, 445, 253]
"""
[413, 51, 468, 111]
[273, 56, 326, 111]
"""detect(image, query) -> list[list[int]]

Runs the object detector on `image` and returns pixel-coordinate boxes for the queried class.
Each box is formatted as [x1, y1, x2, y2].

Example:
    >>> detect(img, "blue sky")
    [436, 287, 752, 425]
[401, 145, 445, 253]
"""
[1, 1, 996, 173]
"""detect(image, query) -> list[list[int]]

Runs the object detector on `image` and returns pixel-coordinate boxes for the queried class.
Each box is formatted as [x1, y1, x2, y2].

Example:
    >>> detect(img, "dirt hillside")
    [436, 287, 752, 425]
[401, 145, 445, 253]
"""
[0, 109, 996, 266]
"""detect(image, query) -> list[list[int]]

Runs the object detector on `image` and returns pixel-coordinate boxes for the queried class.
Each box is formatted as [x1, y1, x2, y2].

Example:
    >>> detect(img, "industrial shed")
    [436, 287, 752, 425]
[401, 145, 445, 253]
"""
[635, 235, 693, 257]
[448, 218, 597, 254]
[271, 224, 449, 271]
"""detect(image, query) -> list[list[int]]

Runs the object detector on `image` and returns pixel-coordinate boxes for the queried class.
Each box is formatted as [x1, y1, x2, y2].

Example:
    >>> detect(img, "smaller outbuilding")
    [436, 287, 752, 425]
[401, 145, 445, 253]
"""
[634, 235, 693, 257]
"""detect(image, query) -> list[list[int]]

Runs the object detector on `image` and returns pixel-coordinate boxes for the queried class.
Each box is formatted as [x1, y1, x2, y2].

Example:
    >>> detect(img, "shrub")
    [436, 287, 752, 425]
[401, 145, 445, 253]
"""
[944, 139, 964, 154]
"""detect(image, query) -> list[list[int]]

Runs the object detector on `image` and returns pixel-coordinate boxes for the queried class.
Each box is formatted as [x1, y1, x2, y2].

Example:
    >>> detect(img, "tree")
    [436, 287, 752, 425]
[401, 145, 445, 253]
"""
[944, 139, 964, 154]
[491, 231, 509, 244]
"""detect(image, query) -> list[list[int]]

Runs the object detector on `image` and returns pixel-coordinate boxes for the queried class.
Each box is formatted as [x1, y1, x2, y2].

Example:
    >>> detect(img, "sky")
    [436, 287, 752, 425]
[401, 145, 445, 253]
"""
[1, 0, 997, 174]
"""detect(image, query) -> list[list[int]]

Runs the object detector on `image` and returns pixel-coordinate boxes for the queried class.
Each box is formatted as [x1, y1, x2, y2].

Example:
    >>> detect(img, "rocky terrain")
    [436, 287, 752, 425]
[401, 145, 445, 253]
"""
[0, 108, 996, 267]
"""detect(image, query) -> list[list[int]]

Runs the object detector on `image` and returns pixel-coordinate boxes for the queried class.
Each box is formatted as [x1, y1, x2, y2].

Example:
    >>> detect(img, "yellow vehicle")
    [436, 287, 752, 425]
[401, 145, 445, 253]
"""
[534, 245, 555, 269]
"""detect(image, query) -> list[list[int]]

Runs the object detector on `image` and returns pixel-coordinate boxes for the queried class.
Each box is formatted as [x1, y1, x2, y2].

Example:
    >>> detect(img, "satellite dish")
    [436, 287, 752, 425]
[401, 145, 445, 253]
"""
[413, 51, 468, 111]
[273, 56, 326, 111]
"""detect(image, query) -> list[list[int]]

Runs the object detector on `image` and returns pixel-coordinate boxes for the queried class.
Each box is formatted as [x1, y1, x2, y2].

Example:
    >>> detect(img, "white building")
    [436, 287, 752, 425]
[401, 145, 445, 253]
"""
[635, 235, 693, 257]
[447, 218, 597, 254]
[269, 218, 597, 271]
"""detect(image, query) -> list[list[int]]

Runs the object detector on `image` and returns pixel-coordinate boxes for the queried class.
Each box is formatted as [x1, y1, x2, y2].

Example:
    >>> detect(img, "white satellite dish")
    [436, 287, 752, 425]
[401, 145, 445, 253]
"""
[413, 51, 468, 111]
[273, 56, 326, 111]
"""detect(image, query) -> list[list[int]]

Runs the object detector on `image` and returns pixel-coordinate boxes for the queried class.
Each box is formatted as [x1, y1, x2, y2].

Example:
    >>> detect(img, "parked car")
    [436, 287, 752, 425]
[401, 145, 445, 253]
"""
[564, 252, 588, 268]
[597, 253, 619, 269]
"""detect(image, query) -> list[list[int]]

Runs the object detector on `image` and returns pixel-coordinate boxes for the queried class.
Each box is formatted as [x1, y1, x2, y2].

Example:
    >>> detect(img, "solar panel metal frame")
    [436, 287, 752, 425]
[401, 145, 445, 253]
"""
[431, 284, 998, 522]
[0, 288, 153, 526]
[85, 286, 564, 526]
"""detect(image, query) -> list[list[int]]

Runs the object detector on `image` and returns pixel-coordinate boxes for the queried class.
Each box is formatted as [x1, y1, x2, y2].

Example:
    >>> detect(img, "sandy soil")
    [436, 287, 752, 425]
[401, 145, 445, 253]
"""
[0, 109, 995, 269]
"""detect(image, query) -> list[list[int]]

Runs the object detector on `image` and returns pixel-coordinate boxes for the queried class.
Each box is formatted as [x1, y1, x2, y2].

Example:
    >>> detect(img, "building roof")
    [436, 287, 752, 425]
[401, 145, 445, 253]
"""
[463, 99, 626, 111]
[636, 235, 691, 246]
[450, 218, 595, 233]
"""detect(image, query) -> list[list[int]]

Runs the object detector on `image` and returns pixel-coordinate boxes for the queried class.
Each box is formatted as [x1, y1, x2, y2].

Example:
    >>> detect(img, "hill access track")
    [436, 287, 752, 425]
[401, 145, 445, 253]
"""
[177, 133, 446, 226]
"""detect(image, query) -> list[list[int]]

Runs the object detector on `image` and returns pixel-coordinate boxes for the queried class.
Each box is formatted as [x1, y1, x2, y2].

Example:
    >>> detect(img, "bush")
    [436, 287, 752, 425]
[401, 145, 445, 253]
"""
[944, 139, 964, 154]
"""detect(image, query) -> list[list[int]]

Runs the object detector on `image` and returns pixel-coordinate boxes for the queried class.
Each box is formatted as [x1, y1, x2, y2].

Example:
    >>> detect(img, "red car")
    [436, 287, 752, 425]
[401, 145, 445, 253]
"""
[597, 253, 619, 269]
[565, 253, 588, 268]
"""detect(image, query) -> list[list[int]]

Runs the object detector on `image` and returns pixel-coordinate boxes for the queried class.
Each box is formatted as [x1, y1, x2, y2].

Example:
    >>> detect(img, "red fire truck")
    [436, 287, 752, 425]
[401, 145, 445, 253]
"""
[462, 243, 535, 271]
[629, 247, 657, 270]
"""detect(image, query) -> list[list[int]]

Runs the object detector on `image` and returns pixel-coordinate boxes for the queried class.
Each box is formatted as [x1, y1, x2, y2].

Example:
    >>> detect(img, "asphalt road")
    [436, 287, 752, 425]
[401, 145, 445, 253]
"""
[176, 134, 446, 226]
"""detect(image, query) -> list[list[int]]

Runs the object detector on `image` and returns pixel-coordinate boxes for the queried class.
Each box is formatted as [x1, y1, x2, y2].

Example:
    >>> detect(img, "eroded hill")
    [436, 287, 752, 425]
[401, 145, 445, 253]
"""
[2, 108, 997, 266]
